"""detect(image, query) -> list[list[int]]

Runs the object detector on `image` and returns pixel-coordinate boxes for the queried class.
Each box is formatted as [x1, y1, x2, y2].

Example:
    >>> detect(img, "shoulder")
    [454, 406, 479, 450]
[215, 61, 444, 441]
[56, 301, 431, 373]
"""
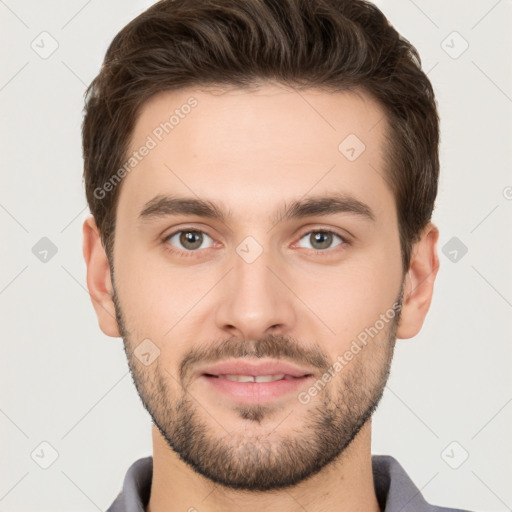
[372, 455, 475, 512]
[105, 456, 153, 512]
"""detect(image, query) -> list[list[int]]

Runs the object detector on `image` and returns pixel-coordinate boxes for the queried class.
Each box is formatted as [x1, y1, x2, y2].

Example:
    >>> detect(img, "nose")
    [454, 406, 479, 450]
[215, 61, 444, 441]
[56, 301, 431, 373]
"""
[214, 244, 297, 341]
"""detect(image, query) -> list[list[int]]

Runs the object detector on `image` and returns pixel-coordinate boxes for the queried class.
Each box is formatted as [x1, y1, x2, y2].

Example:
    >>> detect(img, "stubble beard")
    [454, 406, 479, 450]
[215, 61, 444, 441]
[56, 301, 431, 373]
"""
[113, 282, 402, 491]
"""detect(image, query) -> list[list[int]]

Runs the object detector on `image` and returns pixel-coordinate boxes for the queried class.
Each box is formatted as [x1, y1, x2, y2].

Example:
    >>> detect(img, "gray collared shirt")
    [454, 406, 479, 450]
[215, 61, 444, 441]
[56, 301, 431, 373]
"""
[106, 455, 473, 512]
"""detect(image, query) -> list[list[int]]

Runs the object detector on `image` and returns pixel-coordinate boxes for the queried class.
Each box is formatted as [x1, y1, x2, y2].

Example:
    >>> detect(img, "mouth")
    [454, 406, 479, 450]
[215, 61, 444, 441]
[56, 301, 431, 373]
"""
[204, 374, 305, 382]
[199, 359, 314, 379]
[197, 359, 315, 403]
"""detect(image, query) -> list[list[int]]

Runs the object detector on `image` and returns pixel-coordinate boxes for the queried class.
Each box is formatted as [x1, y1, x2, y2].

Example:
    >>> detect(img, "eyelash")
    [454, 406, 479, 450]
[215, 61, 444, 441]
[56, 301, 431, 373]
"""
[162, 228, 350, 258]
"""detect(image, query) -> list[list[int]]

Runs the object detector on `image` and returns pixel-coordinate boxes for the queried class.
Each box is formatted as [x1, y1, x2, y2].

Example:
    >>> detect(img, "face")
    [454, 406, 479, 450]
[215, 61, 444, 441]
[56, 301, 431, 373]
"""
[108, 84, 406, 490]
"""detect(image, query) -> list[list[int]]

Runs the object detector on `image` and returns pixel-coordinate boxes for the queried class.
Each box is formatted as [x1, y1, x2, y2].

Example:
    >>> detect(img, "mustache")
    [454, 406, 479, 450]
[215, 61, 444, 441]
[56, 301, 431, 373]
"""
[179, 334, 331, 383]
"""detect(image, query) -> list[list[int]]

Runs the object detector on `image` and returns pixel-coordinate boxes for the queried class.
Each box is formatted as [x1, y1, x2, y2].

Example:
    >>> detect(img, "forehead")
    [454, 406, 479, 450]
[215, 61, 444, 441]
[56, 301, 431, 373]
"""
[119, 83, 393, 223]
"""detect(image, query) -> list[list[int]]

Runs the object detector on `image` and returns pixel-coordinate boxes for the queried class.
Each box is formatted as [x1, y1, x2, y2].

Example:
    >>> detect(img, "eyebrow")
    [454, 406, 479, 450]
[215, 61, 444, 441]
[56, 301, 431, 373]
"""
[137, 193, 376, 225]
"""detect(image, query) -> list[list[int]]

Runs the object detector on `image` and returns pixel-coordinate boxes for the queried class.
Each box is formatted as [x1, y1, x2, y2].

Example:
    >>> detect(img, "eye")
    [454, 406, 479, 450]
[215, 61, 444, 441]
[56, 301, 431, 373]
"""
[164, 229, 214, 252]
[296, 230, 346, 251]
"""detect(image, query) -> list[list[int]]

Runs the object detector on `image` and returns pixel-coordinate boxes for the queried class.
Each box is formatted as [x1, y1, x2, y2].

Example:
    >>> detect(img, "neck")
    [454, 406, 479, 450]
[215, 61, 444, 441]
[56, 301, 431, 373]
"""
[146, 421, 380, 512]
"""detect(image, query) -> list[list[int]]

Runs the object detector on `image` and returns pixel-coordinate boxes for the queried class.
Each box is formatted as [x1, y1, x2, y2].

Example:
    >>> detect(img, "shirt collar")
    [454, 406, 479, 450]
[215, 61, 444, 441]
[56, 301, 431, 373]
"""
[106, 454, 460, 512]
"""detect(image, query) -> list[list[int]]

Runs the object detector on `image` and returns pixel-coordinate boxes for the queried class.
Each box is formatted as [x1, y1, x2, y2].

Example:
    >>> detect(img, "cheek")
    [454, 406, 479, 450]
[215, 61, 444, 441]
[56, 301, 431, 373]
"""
[292, 250, 402, 349]
[113, 245, 216, 354]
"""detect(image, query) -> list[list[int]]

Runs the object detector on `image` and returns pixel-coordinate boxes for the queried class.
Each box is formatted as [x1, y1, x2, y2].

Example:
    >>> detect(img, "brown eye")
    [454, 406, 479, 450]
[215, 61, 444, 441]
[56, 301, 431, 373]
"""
[166, 230, 213, 251]
[297, 231, 344, 251]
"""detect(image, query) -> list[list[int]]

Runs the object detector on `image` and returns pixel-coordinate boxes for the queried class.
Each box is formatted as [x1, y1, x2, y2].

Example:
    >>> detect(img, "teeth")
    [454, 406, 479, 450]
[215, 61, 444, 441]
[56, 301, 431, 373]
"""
[223, 374, 286, 383]
[225, 375, 255, 382]
[255, 374, 285, 383]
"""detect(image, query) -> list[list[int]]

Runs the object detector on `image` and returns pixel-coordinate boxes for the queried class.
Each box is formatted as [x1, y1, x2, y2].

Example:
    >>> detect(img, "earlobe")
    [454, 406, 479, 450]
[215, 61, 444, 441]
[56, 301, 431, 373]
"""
[396, 223, 440, 339]
[82, 216, 121, 338]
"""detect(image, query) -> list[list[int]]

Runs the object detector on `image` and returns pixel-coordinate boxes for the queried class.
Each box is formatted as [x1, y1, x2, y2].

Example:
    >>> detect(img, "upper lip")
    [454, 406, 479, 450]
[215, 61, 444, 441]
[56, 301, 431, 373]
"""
[198, 359, 315, 378]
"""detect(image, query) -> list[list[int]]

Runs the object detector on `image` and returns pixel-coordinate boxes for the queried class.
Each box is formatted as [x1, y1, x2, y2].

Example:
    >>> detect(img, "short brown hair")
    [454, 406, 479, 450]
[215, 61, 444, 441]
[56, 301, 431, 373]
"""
[82, 0, 439, 272]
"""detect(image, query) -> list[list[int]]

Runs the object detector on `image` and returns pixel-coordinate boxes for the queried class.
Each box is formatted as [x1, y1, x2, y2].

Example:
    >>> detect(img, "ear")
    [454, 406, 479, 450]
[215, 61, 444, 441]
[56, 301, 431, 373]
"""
[82, 216, 120, 337]
[396, 222, 440, 339]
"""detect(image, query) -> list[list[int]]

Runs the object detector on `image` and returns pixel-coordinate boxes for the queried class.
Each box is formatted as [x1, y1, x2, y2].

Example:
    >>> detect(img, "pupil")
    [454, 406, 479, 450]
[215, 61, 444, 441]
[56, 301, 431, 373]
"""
[181, 231, 202, 249]
[312, 232, 331, 249]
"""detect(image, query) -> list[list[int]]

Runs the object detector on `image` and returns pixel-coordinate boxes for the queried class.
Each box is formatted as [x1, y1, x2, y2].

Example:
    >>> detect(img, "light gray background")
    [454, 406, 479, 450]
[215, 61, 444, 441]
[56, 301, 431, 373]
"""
[1, 1, 511, 511]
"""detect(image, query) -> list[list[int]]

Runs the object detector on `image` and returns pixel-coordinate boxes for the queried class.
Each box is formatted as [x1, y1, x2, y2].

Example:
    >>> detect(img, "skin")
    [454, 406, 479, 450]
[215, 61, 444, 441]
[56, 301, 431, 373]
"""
[83, 83, 439, 512]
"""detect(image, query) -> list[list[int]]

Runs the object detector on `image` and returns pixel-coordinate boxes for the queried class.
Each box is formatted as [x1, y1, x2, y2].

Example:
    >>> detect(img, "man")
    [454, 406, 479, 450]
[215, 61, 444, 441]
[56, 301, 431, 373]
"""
[82, 0, 472, 511]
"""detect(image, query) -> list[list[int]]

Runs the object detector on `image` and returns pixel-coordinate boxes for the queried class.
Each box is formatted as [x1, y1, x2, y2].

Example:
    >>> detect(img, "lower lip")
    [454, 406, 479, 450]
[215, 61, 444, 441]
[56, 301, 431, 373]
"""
[200, 375, 313, 403]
